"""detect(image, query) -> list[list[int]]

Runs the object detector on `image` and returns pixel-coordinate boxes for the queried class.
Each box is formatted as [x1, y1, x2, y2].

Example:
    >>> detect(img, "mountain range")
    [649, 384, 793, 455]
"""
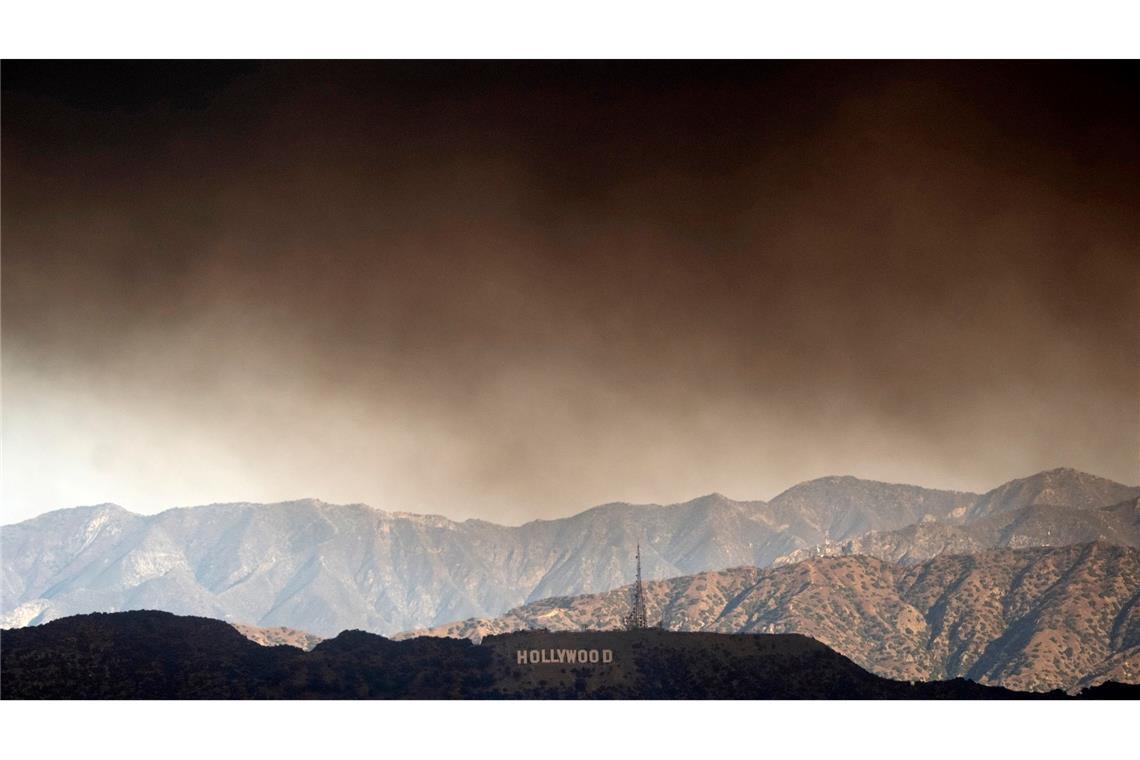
[3, 467, 1137, 638]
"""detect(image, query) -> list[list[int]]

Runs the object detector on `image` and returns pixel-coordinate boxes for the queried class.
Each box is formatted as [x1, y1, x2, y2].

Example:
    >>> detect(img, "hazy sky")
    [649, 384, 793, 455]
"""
[3, 61, 1138, 524]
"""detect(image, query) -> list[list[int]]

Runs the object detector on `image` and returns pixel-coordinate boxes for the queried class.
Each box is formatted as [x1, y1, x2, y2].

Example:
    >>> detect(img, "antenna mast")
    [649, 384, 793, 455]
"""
[623, 542, 648, 630]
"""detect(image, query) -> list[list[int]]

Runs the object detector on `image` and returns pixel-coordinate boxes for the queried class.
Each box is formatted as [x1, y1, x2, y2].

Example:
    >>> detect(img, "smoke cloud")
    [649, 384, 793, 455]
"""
[3, 62, 1137, 523]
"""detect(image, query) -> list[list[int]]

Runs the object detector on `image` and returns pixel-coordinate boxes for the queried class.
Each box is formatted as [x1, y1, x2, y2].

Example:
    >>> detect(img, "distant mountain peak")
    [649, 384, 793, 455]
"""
[679, 492, 741, 508]
[769, 473, 978, 501]
[966, 467, 1140, 520]
[1008, 466, 1131, 486]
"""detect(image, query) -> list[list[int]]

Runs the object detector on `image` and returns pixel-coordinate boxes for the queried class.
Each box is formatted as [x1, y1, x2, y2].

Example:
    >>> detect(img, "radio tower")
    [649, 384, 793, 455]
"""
[623, 542, 648, 630]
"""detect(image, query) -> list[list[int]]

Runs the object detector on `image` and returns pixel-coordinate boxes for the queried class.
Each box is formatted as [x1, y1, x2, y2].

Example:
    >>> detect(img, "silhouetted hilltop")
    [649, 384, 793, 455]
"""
[4, 610, 1135, 699]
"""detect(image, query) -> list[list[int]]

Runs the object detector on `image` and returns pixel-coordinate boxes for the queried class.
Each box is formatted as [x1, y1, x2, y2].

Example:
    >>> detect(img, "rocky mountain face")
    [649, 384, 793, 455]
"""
[775, 496, 1140, 566]
[403, 543, 1140, 693]
[2, 469, 1133, 638]
[232, 622, 323, 651]
[4, 609, 1116, 699]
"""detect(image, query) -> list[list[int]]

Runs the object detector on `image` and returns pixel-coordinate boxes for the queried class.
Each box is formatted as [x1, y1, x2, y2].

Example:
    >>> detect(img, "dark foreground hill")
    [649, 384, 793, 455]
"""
[2, 611, 1135, 699]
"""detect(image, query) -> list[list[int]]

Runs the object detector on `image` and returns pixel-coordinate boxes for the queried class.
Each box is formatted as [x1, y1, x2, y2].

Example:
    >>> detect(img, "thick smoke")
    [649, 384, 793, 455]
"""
[3, 62, 1137, 523]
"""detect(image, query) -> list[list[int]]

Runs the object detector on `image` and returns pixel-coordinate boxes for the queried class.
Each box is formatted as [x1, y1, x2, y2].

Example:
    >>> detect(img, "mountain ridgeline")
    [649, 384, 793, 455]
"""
[3, 468, 1137, 638]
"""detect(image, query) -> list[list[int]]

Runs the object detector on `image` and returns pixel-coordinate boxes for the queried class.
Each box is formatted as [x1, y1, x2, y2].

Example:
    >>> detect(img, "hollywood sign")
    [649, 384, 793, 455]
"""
[516, 648, 614, 665]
